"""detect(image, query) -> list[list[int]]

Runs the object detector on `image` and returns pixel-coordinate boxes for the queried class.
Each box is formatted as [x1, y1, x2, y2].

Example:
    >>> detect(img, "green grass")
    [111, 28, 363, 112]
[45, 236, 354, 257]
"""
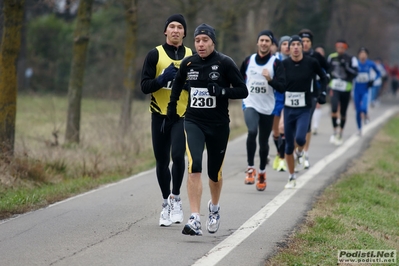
[266, 116, 399, 266]
[0, 94, 246, 220]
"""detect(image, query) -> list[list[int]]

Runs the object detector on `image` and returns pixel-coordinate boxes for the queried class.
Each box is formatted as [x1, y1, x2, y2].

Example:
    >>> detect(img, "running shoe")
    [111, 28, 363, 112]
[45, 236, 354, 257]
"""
[206, 200, 220, 234]
[168, 195, 183, 223]
[295, 149, 304, 171]
[272, 156, 279, 170]
[256, 172, 267, 191]
[159, 203, 172, 227]
[284, 176, 296, 189]
[312, 128, 318, 135]
[329, 134, 336, 144]
[277, 158, 287, 172]
[244, 168, 256, 184]
[304, 156, 310, 169]
[334, 136, 343, 146]
[182, 215, 203, 236]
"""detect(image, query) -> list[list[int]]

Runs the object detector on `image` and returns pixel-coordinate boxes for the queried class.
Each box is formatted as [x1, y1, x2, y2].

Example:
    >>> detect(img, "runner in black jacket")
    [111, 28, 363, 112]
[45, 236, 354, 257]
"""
[168, 23, 248, 236]
[282, 35, 328, 189]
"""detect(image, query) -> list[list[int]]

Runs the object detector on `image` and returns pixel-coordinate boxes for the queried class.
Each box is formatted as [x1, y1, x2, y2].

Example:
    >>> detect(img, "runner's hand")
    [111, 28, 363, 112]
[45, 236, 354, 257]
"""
[207, 83, 223, 97]
[317, 91, 327, 104]
[157, 63, 178, 87]
[167, 101, 179, 123]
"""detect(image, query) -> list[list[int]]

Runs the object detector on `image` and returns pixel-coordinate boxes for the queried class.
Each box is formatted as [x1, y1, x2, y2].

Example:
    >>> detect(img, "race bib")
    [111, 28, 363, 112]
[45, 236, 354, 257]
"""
[356, 73, 369, 83]
[285, 91, 306, 107]
[330, 79, 348, 91]
[190, 87, 216, 108]
[247, 78, 269, 94]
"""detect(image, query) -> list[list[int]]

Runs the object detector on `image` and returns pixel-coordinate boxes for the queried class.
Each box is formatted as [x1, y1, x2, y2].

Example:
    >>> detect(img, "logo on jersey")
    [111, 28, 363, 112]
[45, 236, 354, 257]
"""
[209, 72, 220, 80]
[211, 65, 219, 70]
[187, 69, 199, 80]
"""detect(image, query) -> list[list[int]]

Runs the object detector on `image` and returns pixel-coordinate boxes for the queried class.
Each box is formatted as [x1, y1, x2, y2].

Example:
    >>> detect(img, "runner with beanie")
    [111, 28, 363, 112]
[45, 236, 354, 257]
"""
[141, 14, 194, 227]
[240, 30, 286, 191]
[168, 23, 248, 235]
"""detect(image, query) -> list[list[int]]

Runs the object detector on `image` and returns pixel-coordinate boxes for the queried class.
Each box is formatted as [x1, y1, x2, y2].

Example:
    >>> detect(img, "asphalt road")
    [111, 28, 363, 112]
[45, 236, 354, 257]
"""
[1, 95, 398, 266]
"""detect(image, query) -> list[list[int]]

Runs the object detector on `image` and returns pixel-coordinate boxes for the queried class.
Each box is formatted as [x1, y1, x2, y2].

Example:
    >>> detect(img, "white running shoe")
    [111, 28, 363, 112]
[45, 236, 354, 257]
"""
[159, 203, 172, 227]
[304, 156, 310, 169]
[168, 195, 183, 223]
[182, 215, 203, 236]
[334, 136, 343, 146]
[206, 200, 220, 234]
[329, 134, 336, 144]
[284, 177, 296, 189]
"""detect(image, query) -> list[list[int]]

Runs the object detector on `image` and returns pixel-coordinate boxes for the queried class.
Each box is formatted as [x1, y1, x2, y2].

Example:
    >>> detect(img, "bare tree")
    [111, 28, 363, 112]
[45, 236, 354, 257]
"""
[64, 0, 94, 144]
[119, 0, 138, 134]
[0, 0, 25, 156]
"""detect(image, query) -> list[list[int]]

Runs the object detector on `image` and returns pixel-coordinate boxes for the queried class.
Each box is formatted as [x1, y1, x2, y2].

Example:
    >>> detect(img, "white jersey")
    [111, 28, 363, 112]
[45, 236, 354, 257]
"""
[242, 54, 276, 115]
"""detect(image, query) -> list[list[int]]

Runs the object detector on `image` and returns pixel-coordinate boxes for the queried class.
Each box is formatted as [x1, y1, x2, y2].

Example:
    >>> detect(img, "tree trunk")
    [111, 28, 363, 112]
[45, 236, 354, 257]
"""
[119, 0, 138, 135]
[65, 0, 94, 144]
[0, 0, 24, 156]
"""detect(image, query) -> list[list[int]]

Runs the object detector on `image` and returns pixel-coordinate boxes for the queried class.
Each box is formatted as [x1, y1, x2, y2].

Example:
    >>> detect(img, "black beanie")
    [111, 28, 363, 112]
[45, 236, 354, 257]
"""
[194, 23, 216, 44]
[358, 47, 369, 55]
[288, 35, 303, 46]
[164, 14, 187, 38]
[298, 30, 313, 43]
[257, 30, 275, 43]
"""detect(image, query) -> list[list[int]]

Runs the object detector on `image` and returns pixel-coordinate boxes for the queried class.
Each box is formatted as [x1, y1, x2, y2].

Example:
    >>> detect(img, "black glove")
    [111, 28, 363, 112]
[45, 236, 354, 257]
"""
[207, 83, 224, 97]
[166, 101, 179, 123]
[157, 63, 178, 87]
[183, 81, 190, 91]
[317, 91, 327, 104]
[367, 81, 374, 88]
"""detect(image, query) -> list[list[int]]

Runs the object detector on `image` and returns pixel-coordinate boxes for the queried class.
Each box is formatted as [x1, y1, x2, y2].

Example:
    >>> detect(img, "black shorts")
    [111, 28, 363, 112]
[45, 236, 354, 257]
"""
[184, 120, 230, 182]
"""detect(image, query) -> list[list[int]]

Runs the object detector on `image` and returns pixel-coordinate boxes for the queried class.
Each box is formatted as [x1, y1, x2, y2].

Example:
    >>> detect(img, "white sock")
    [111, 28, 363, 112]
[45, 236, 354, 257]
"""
[191, 213, 200, 221]
[172, 194, 180, 201]
[313, 108, 322, 129]
[210, 203, 220, 213]
[163, 199, 168, 205]
[259, 169, 266, 173]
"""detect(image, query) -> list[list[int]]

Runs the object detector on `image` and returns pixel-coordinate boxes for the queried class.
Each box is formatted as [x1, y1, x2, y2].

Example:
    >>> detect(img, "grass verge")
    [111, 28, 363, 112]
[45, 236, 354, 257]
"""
[265, 116, 399, 266]
[0, 94, 246, 220]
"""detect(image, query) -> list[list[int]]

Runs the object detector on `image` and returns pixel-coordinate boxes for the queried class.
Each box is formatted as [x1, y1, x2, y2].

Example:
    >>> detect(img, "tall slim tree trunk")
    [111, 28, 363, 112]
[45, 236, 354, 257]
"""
[65, 0, 94, 144]
[119, 0, 138, 135]
[0, 0, 24, 156]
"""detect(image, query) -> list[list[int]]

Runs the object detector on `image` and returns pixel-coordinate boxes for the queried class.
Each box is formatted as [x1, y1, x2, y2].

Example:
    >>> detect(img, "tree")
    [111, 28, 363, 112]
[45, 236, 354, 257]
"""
[64, 0, 94, 144]
[119, 0, 138, 134]
[0, 0, 25, 156]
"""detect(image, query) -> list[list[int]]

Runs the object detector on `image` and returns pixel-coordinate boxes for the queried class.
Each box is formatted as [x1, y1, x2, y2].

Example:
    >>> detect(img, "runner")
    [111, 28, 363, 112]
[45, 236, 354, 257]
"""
[327, 39, 358, 145]
[312, 45, 326, 135]
[370, 57, 387, 107]
[240, 30, 286, 191]
[140, 14, 194, 227]
[298, 29, 329, 170]
[272, 35, 290, 172]
[168, 23, 248, 235]
[353, 47, 380, 135]
[282, 35, 328, 189]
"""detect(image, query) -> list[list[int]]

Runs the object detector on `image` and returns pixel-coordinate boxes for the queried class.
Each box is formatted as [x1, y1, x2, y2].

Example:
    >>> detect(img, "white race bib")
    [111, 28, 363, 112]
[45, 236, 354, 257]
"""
[285, 91, 306, 107]
[356, 73, 369, 83]
[247, 78, 270, 94]
[330, 79, 348, 91]
[190, 87, 216, 108]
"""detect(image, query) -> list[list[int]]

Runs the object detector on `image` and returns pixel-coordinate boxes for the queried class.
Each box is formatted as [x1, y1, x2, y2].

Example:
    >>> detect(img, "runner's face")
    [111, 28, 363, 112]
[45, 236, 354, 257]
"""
[358, 50, 368, 62]
[257, 36, 272, 56]
[335, 43, 347, 55]
[195, 34, 215, 58]
[281, 41, 290, 56]
[302, 38, 311, 52]
[290, 41, 302, 57]
[165, 22, 185, 46]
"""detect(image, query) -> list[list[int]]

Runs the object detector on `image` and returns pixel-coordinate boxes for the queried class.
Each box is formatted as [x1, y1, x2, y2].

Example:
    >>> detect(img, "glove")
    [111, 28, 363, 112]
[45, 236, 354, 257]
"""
[340, 58, 346, 67]
[157, 63, 178, 87]
[207, 83, 224, 97]
[317, 91, 327, 104]
[367, 81, 374, 88]
[166, 101, 179, 123]
[183, 81, 190, 91]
